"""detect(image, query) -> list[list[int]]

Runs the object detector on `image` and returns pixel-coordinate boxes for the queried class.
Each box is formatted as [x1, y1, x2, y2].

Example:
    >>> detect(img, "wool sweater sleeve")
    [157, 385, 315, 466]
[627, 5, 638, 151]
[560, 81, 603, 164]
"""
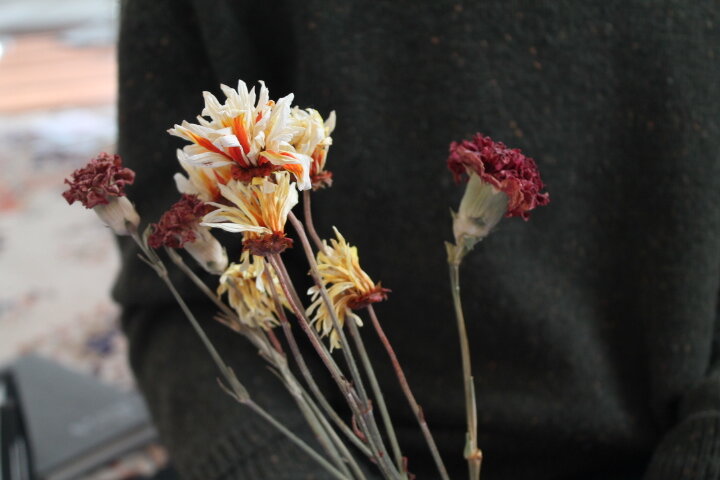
[643, 312, 720, 479]
[114, 1, 341, 478]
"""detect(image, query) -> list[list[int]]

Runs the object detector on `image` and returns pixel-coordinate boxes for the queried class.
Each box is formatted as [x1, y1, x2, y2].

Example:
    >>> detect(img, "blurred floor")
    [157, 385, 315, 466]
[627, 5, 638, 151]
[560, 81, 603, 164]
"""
[0, 33, 116, 112]
[0, 27, 121, 374]
[0, 2, 166, 478]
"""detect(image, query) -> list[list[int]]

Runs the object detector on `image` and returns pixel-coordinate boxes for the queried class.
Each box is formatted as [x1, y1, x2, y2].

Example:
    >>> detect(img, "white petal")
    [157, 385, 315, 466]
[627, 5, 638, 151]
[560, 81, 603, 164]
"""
[213, 134, 241, 149]
[201, 221, 269, 234]
[325, 111, 337, 135]
[173, 173, 196, 195]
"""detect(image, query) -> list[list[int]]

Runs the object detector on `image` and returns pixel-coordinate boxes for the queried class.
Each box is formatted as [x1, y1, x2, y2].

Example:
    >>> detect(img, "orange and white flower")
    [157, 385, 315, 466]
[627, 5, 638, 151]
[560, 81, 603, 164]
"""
[201, 171, 298, 256]
[173, 149, 232, 203]
[218, 252, 286, 330]
[291, 108, 336, 189]
[307, 227, 389, 349]
[169, 80, 312, 190]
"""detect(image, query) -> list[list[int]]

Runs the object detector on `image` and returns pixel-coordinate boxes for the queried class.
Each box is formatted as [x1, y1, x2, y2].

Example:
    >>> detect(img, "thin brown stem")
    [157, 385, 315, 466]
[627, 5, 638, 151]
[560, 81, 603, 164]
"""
[268, 254, 400, 479]
[245, 399, 349, 480]
[264, 268, 372, 457]
[301, 389, 369, 480]
[367, 305, 451, 480]
[164, 247, 234, 319]
[130, 235, 344, 479]
[266, 328, 285, 356]
[303, 190, 326, 253]
[346, 317, 404, 472]
[286, 213, 401, 478]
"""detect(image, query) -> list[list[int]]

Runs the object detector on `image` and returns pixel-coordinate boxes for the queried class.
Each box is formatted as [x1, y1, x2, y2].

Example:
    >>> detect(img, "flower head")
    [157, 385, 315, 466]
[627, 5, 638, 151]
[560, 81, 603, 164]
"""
[201, 171, 298, 256]
[447, 133, 549, 220]
[307, 227, 389, 349]
[62, 153, 139, 235]
[291, 108, 336, 190]
[169, 80, 312, 190]
[148, 194, 212, 249]
[218, 252, 286, 330]
[62, 153, 135, 208]
[148, 194, 227, 273]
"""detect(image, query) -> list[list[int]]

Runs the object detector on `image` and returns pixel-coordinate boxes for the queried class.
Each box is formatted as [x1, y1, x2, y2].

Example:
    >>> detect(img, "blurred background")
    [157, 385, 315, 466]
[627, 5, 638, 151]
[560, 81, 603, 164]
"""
[0, 1, 166, 478]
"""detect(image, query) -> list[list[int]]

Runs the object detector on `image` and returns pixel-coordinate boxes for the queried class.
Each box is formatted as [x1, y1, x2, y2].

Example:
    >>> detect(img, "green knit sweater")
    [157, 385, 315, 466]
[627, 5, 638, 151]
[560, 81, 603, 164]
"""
[114, 1, 720, 478]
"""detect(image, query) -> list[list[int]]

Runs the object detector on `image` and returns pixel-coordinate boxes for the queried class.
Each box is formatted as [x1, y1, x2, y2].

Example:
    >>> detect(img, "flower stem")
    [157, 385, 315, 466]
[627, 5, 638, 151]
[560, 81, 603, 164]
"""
[130, 234, 347, 480]
[245, 398, 349, 480]
[164, 247, 234, 318]
[268, 254, 401, 479]
[286, 212, 403, 478]
[164, 246, 279, 359]
[303, 190, 326, 253]
[366, 305, 451, 480]
[167, 247, 353, 473]
[275, 365, 354, 480]
[449, 260, 482, 480]
[264, 268, 373, 458]
[301, 388, 369, 480]
[346, 316, 404, 473]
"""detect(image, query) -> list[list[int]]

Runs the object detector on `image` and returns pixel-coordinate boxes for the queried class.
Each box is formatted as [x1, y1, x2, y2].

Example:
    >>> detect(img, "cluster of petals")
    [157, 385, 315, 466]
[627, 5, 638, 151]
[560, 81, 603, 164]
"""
[307, 228, 389, 350]
[169, 80, 335, 193]
[291, 107, 336, 189]
[447, 133, 549, 219]
[148, 194, 211, 249]
[201, 171, 298, 256]
[218, 252, 286, 330]
[174, 149, 232, 203]
[62, 153, 135, 208]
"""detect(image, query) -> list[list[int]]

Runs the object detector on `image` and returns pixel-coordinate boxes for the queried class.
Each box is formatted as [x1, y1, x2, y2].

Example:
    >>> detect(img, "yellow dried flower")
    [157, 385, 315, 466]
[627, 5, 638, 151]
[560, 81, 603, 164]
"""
[201, 171, 298, 256]
[307, 227, 389, 349]
[217, 251, 287, 330]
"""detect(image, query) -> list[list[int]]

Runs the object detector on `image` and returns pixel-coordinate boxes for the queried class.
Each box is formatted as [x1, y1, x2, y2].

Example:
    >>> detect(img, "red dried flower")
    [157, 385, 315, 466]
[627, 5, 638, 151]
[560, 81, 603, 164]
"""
[62, 153, 135, 208]
[148, 194, 212, 249]
[447, 133, 549, 219]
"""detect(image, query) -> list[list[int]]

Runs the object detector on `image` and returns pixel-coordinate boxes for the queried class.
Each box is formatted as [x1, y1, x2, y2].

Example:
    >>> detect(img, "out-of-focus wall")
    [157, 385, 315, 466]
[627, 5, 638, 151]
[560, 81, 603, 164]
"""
[0, 0, 127, 382]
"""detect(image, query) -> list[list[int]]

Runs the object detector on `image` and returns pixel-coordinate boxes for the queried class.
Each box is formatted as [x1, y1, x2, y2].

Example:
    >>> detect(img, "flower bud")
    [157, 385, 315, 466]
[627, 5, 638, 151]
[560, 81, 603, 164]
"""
[184, 227, 228, 274]
[93, 196, 140, 236]
[453, 173, 508, 248]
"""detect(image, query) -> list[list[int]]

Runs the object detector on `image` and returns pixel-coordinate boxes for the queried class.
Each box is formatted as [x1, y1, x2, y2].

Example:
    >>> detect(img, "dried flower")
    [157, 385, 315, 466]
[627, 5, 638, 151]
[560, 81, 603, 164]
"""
[446, 134, 549, 264]
[149, 194, 210, 248]
[148, 194, 227, 274]
[62, 153, 139, 235]
[307, 227, 389, 349]
[217, 251, 286, 330]
[62, 153, 135, 208]
[168, 80, 312, 190]
[447, 133, 549, 220]
[291, 108, 336, 190]
[201, 171, 298, 256]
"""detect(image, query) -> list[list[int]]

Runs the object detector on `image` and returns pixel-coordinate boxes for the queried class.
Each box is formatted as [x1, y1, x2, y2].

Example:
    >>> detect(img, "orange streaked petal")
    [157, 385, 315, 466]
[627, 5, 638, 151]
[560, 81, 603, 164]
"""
[283, 163, 304, 178]
[188, 132, 225, 156]
[231, 115, 251, 155]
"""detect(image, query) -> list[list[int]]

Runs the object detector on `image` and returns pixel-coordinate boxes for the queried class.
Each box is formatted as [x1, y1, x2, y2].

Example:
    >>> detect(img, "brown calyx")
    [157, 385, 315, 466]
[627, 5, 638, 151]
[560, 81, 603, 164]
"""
[346, 283, 391, 310]
[231, 163, 281, 182]
[243, 232, 294, 256]
[311, 171, 333, 190]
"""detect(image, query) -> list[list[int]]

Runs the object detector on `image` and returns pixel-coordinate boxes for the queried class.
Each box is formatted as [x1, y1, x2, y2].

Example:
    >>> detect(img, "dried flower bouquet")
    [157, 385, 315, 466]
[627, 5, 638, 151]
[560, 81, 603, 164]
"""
[64, 80, 548, 480]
